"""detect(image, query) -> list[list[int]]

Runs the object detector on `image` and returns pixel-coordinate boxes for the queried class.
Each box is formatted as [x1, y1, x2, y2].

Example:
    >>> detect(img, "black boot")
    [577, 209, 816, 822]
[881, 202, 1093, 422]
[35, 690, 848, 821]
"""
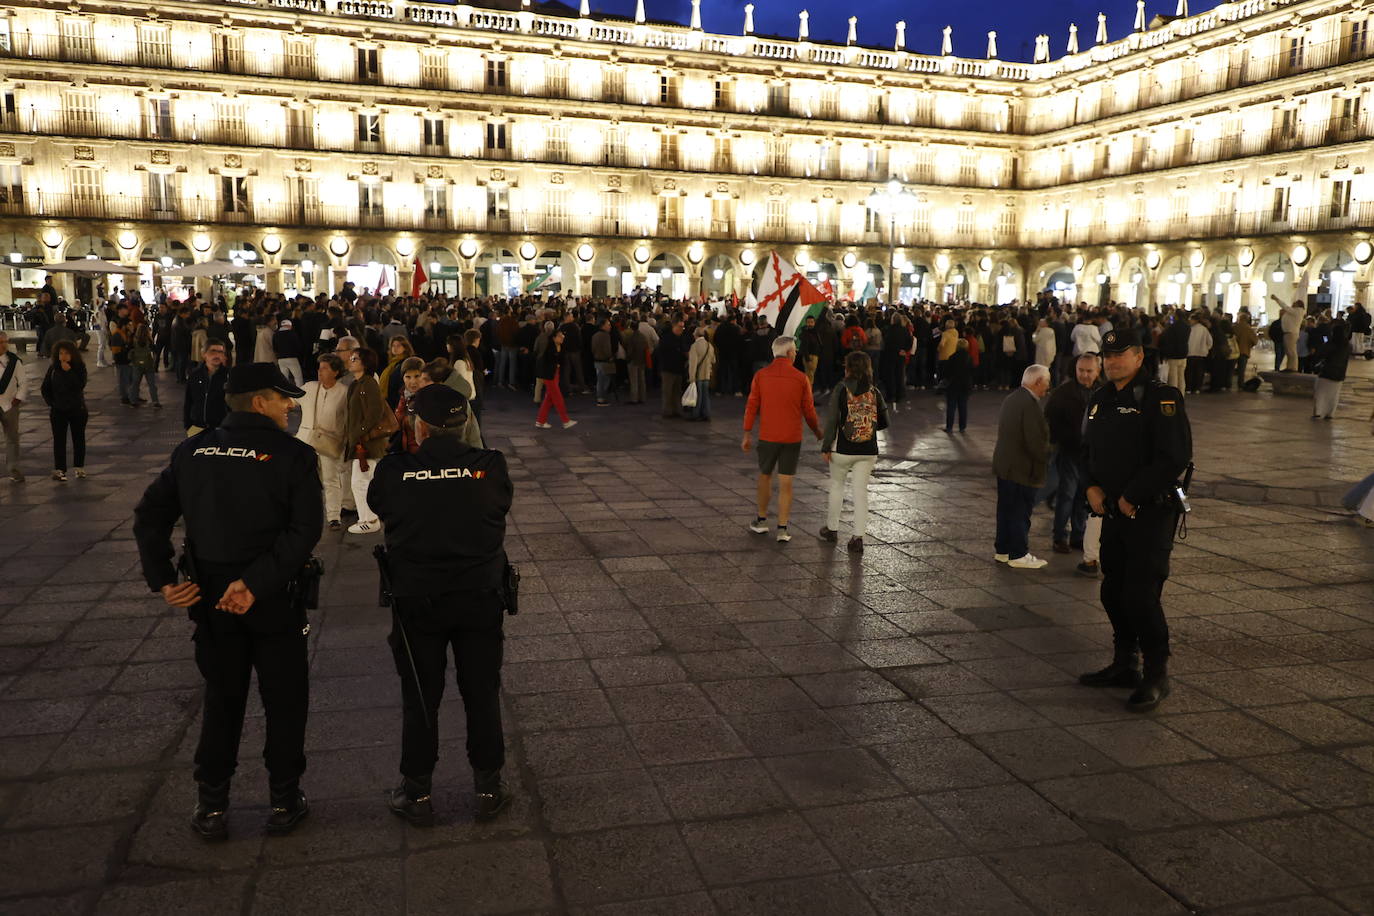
[388, 776, 435, 827]
[1078, 647, 1142, 688]
[1128, 657, 1170, 712]
[265, 782, 309, 835]
[474, 769, 510, 822]
[191, 780, 230, 841]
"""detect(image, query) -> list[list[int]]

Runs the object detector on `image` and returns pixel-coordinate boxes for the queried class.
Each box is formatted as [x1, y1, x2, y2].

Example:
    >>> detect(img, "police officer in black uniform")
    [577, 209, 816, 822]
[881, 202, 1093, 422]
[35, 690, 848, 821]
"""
[134, 363, 323, 839]
[368, 384, 514, 826]
[1080, 329, 1192, 712]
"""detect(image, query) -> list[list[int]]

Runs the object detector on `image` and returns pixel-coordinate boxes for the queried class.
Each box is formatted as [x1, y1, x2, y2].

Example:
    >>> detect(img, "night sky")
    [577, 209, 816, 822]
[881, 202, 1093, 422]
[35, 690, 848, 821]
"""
[589, 0, 1221, 63]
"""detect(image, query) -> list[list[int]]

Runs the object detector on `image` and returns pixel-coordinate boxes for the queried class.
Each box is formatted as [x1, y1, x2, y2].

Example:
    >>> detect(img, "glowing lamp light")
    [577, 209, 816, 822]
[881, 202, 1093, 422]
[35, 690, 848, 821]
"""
[978, 255, 992, 272]
[160, 256, 173, 268]
[192, 233, 212, 252]
[1291, 243, 1310, 266]
[329, 237, 349, 257]
[660, 267, 672, 278]
[1354, 241, 1373, 264]
[430, 261, 441, 274]
[1132, 272, 1143, 283]
[1342, 262, 1356, 272]
[1272, 270, 1285, 283]
[518, 241, 537, 261]
[1095, 273, 1108, 284]
[117, 231, 138, 250]
[231, 257, 245, 267]
[806, 260, 819, 272]
[395, 238, 415, 258]
[8, 250, 21, 264]
[1173, 272, 1187, 283]
[633, 245, 650, 264]
[261, 234, 282, 255]
[607, 267, 619, 277]
[576, 243, 594, 262]
[42, 228, 62, 248]
[458, 239, 479, 259]
[817, 271, 828, 281]
[841, 252, 857, 269]
[1219, 271, 1233, 283]
[300, 259, 315, 272]
[712, 269, 724, 280]
[740, 248, 756, 266]
[86, 251, 98, 260]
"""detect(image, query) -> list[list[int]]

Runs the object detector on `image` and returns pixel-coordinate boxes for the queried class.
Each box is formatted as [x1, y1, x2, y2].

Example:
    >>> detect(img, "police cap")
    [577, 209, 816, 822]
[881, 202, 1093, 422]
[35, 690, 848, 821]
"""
[412, 384, 469, 429]
[1100, 328, 1143, 353]
[224, 362, 307, 398]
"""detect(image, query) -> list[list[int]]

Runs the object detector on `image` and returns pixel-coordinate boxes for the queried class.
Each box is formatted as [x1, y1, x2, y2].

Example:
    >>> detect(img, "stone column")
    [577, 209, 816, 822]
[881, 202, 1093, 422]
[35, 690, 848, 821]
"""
[460, 270, 475, 298]
[266, 268, 283, 294]
[1354, 281, 1369, 307]
[687, 269, 702, 298]
[578, 273, 592, 297]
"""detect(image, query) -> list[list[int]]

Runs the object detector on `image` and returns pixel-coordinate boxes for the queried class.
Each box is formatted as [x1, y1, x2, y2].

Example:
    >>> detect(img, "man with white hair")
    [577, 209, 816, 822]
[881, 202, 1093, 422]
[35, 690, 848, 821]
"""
[992, 364, 1052, 569]
[742, 335, 821, 542]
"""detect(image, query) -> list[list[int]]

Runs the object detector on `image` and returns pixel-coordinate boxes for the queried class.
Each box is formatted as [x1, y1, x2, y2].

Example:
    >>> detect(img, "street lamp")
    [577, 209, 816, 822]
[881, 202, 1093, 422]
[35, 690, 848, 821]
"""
[867, 178, 913, 307]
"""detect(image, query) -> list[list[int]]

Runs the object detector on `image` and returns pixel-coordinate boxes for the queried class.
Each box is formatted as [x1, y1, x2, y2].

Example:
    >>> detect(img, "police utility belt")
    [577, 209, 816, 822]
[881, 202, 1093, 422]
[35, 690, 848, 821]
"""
[372, 545, 520, 616]
[179, 539, 325, 633]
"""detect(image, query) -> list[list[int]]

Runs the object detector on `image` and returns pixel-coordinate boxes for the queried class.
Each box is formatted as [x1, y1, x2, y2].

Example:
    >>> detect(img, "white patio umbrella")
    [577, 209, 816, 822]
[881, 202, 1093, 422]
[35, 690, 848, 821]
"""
[42, 258, 139, 274]
[163, 259, 268, 278]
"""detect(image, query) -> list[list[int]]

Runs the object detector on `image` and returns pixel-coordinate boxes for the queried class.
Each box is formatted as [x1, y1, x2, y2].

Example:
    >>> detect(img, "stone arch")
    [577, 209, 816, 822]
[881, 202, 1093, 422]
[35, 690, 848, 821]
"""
[2, 233, 52, 304]
[1314, 248, 1359, 314]
[474, 248, 518, 297]
[534, 249, 577, 295]
[420, 245, 461, 296]
[592, 248, 633, 298]
[347, 244, 398, 295]
[648, 251, 688, 298]
[701, 253, 739, 298]
[1118, 256, 1150, 311]
[987, 260, 1020, 305]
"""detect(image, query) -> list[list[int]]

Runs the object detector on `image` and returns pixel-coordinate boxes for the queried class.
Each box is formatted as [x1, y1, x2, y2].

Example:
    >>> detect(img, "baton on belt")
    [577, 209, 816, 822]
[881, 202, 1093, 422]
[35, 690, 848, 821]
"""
[373, 545, 429, 726]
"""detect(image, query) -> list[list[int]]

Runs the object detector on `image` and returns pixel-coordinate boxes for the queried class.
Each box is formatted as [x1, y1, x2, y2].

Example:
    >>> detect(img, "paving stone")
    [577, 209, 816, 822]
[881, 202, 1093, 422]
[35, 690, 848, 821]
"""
[553, 825, 703, 904]
[712, 874, 877, 916]
[625, 716, 749, 766]
[681, 810, 838, 886]
[803, 796, 965, 869]
[406, 839, 555, 914]
[539, 768, 670, 833]
[1068, 719, 1214, 767]
[1159, 710, 1303, 757]
[96, 876, 249, 916]
[252, 858, 403, 915]
[985, 843, 1187, 915]
[1118, 827, 1309, 910]
[852, 856, 1032, 915]
[650, 757, 789, 820]
[874, 736, 1014, 793]
[762, 748, 906, 807]
[1033, 772, 1201, 834]
[1228, 813, 1374, 889]
[920, 782, 1087, 850]
[1238, 751, 1374, 808]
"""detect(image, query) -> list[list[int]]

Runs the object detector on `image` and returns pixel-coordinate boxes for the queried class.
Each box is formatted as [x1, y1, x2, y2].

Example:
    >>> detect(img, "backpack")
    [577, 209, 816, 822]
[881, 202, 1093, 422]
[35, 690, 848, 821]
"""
[842, 387, 879, 444]
[1268, 320, 1283, 342]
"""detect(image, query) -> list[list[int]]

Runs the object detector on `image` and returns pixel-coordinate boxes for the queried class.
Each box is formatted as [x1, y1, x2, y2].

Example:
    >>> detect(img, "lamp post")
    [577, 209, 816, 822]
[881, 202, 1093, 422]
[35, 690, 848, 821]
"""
[867, 178, 911, 307]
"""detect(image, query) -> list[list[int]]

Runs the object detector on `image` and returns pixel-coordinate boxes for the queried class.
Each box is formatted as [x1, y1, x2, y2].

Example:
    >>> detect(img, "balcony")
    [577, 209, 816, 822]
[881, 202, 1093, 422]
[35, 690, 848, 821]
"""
[1022, 201, 1374, 250]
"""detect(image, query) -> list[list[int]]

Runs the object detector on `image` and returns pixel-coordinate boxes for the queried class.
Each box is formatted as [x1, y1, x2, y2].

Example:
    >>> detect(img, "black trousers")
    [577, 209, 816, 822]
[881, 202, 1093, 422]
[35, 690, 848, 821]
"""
[49, 407, 87, 471]
[191, 597, 309, 789]
[1185, 356, 1207, 392]
[1098, 504, 1176, 662]
[390, 594, 505, 781]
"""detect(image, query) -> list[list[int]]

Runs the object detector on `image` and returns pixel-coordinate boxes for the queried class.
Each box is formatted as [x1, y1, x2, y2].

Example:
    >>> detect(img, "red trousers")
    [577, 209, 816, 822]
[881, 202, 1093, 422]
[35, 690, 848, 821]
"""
[536, 369, 570, 424]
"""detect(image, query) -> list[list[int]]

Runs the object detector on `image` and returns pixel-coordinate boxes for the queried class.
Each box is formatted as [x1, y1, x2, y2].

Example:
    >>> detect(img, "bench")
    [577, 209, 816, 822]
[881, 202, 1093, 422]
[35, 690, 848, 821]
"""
[1258, 371, 1316, 396]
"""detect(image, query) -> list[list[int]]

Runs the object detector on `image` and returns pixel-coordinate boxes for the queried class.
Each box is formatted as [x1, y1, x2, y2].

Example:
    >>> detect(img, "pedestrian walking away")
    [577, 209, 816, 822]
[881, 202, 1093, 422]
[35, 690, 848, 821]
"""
[133, 362, 323, 840]
[41, 340, 89, 481]
[820, 351, 889, 553]
[367, 384, 516, 826]
[1081, 329, 1192, 713]
[742, 335, 822, 542]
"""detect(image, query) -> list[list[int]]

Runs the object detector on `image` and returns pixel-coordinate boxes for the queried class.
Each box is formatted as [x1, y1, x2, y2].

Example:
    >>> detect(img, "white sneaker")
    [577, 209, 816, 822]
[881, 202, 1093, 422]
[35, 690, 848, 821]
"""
[776, 529, 792, 543]
[562, 419, 578, 429]
[535, 421, 552, 429]
[348, 520, 381, 535]
[749, 520, 769, 534]
[1008, 554, 1048, 569]
[994, 553, 1009, 563]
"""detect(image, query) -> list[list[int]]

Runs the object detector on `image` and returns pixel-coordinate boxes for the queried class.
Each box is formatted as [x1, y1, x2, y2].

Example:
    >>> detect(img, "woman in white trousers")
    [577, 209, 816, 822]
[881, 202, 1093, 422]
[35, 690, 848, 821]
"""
[296, 353, 350, 530]
[342, 348, 391, 534]
[819, 352, 888, 554]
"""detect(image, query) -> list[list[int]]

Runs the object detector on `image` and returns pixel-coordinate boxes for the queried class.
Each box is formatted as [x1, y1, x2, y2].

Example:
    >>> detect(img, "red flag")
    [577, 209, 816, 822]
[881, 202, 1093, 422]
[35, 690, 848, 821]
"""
[375, 264, 389, 295]
[411, 258, 428, 298]
[819, 278, 835, 300]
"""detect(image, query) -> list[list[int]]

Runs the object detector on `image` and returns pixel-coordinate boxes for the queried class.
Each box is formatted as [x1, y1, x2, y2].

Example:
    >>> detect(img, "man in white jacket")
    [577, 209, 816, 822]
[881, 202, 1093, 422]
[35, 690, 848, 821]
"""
[0, 331, 28, 482]
[1186, 312, 1213, 394]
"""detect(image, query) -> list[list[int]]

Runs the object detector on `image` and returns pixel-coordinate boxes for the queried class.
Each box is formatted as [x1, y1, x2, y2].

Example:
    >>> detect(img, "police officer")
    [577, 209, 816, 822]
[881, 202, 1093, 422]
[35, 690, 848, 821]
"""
[368, 384, 513, 826]
[133, 363, 323, 839]
[1080, 329, 1192, 712]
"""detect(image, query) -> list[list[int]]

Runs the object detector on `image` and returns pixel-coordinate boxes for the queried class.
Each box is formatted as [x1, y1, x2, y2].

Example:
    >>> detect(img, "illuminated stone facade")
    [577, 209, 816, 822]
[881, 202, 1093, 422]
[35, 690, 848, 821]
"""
[1, 0, 1371, 313]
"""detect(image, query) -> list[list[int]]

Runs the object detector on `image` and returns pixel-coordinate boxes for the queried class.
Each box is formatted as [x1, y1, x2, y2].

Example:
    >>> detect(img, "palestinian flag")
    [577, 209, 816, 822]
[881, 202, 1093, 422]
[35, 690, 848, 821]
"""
[525, 269, 557, 293]
[752, 250, 827, 337]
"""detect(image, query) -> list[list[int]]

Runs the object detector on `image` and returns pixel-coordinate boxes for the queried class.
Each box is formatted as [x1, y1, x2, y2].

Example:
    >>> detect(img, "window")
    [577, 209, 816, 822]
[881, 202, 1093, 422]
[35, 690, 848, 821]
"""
[765, 198, 785, 232]
[768, 83, 787, 114]
[424, 184, 447, 219]
[604, 68, 624, 101]
[291, 176, 319, 220]
[70, 166, 102, 200]
[657, 194, 680, 233]
[1331, 179, 1352, 218]
[914, 207, 931, 235]
[546, 61, 567, 96]
[960, 151, 977, 184]
[659, 74, 676, 105]
[214, 32, 243, 73]
[660, 131, 678, 168]
[139, 25, 171, 67]
[0, 164, 24, 206]
[714, 136, 730, 171]
[60, 18, 93, 60]
[711, 196, 732, 234]
[147, 172, 176, 214]
[957, 209, 974, 236]
[485, 58, 506, 91]
[1338, 97, 1357, 130]
[998, 209, 1017, 241]
[1279, 107, 1297, 136]
[486, 185, 509, 221]
[714, 79, 730, 109]
[221, 175, 248, 213]
[546, 124, 567, 161]
[605, 128, 625, 166]
[217, 101, 245, 142]
[602, 190, 625, 234]
[357, 112, 381, 144]
[1286, 35, 1305, 70]
[1350, 20, 1369, 57]
[285, 38, 314, 79]
[1271, 186, 1290, 221]
[423, 116, 446, 150]
[147, 98, 172, 139]
[864, 206, 879, 234]
[358, 182, 381, 216]
[546, 189, 569, 233]
[485, 122, 507, 154]
[287, 105, 313, 147]
[421, 51, 447, 89]
[357, 47, 379, 83]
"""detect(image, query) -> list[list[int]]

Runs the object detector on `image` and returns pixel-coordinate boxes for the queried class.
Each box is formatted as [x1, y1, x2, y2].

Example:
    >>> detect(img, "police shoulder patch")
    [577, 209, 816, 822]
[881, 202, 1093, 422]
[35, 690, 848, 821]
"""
[1160, 401, 1176, 417]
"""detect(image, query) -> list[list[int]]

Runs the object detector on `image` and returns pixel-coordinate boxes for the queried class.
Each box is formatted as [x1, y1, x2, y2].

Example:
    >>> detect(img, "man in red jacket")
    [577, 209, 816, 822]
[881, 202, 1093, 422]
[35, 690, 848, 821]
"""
[742, 335, 821, 542]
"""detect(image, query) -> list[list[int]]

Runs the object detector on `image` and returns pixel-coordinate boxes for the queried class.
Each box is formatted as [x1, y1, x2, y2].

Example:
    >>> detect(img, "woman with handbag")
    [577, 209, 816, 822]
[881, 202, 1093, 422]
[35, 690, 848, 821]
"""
[534, 328, 577, 430]
[819, 351, 889, 554]
[342, 348, 394, 534]
[297, 353, 350, 531]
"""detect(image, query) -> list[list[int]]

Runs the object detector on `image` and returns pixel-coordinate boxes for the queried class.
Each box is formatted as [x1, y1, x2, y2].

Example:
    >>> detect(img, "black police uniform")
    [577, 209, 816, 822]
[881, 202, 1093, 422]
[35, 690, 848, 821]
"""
[133, 364, 323, 835]
[367, 386, 513, 823]
[1082, 331, 1192, 710]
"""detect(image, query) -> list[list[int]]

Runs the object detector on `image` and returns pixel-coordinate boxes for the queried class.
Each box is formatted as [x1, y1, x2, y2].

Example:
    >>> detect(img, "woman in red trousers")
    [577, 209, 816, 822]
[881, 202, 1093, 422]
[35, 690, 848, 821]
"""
[535, 329, 577, 430]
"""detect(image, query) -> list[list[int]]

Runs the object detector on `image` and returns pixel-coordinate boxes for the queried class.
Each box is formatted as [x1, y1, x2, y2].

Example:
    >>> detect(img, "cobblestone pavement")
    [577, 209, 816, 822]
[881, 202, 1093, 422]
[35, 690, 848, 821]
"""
[2, 356, 1373, 915]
